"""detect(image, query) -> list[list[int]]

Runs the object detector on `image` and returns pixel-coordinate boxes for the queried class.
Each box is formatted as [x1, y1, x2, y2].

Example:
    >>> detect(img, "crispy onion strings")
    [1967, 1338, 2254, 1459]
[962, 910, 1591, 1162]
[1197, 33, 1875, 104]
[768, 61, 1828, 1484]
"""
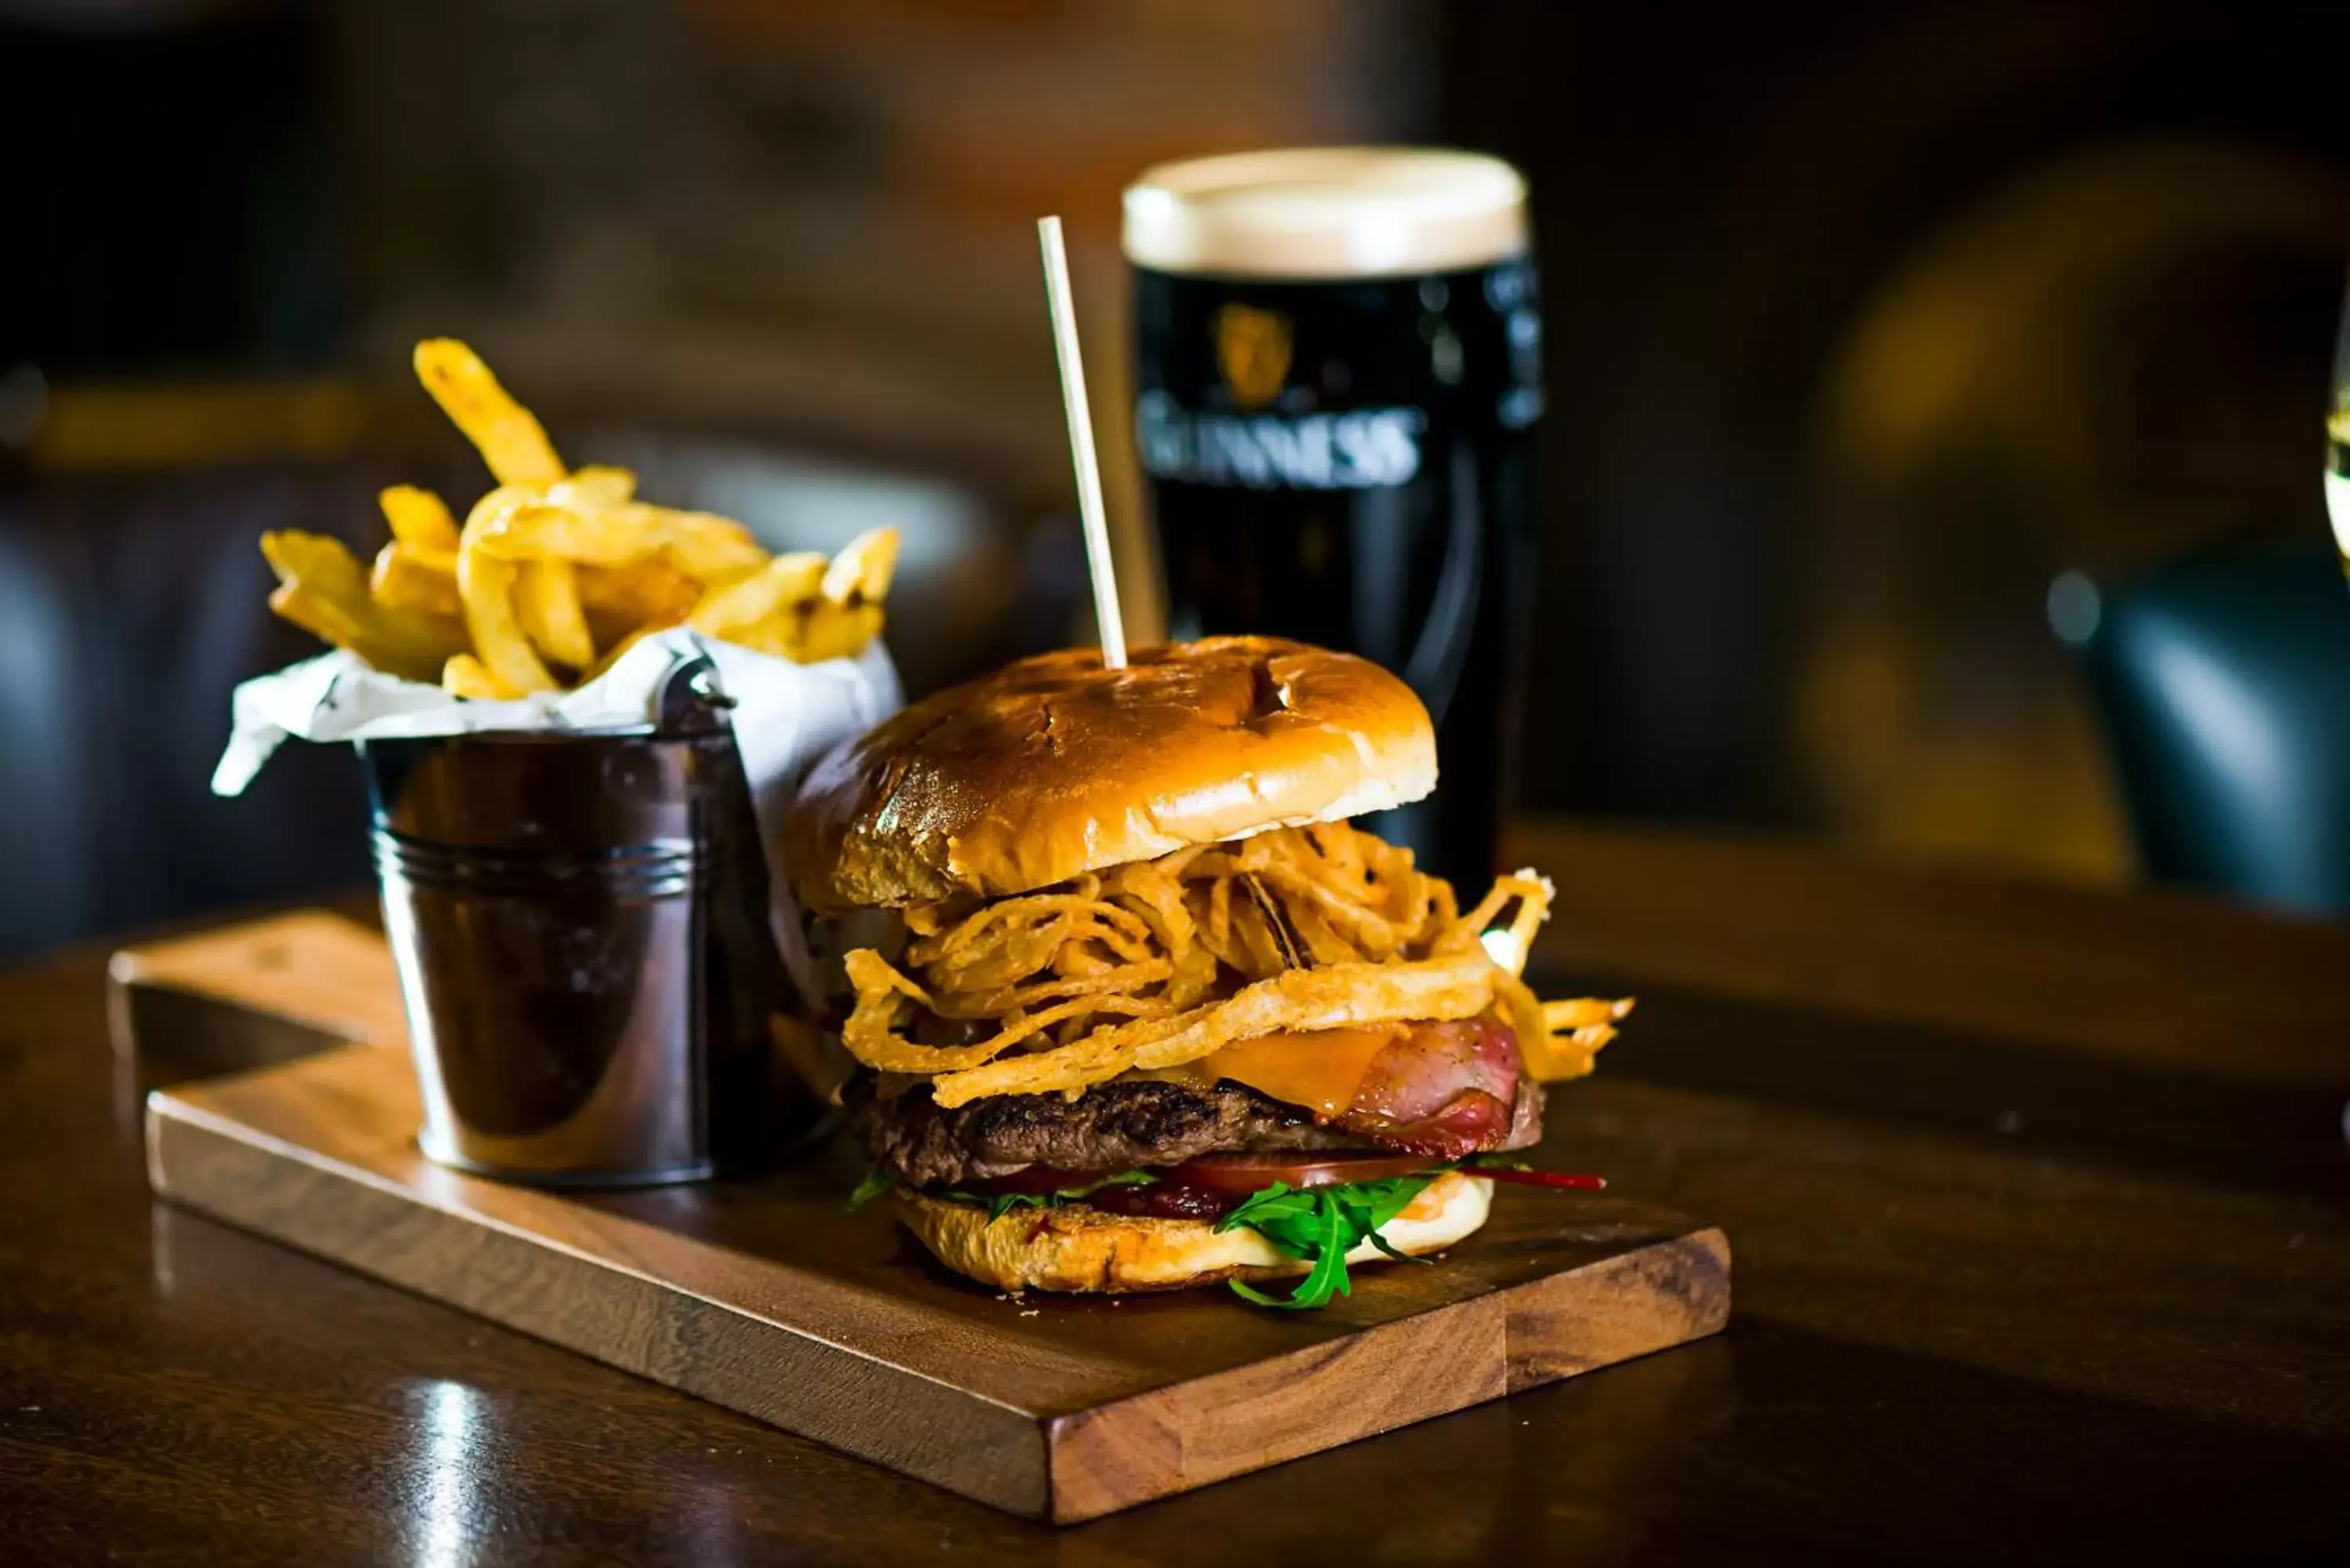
[837, 824, 1628, 1100]
[930, 952, 1498, 1107]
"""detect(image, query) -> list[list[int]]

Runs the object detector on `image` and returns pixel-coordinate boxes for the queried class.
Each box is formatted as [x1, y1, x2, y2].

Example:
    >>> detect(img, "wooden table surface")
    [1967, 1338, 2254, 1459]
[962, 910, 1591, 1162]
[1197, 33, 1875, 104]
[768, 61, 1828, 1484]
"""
[5, 824, 2348, 1564]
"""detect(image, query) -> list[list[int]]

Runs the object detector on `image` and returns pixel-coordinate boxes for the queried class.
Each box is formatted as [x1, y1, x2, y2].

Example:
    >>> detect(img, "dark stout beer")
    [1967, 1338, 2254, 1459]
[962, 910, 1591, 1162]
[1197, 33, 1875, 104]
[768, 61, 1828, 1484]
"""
[1126, 150, 1542, 890]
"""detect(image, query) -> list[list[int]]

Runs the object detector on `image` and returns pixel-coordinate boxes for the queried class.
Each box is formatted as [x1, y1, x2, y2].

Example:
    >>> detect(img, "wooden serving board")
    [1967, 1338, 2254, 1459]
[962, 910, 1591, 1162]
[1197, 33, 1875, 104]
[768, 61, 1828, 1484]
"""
[128, 912, 1730, 1523]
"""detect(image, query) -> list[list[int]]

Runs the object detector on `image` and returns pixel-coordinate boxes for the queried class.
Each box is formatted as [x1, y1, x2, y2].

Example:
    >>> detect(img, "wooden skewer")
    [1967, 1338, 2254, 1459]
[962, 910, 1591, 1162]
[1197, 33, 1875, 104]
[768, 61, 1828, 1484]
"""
[1037, 215, 1127, 670]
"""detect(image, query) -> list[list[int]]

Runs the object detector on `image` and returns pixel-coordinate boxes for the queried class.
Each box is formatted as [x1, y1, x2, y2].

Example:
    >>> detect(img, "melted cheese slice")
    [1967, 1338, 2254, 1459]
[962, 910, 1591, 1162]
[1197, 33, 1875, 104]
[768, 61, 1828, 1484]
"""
[1190, 1024, 1406, 1118]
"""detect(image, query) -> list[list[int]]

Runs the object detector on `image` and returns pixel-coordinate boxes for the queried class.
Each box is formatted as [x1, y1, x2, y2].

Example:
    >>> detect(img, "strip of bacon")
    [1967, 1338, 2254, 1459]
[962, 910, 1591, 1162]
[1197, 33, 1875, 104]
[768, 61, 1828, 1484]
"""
[1329, 1015, 1527, 1160]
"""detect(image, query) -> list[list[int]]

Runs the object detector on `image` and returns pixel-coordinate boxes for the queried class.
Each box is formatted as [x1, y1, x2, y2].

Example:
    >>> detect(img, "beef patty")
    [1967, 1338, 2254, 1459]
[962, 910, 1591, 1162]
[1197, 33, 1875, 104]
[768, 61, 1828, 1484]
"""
[851, 1072, 1546, 1187]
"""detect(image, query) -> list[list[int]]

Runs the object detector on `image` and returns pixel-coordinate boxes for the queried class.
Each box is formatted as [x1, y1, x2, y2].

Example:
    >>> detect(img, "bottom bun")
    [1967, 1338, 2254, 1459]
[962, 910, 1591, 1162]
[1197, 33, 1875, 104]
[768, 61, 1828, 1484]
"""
[894, 1170, 1493, 1295]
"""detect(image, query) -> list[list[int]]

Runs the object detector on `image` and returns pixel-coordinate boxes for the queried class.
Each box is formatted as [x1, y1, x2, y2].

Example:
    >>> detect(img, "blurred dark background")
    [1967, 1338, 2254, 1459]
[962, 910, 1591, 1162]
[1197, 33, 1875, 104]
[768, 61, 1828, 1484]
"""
[3, 0, 2348, 955]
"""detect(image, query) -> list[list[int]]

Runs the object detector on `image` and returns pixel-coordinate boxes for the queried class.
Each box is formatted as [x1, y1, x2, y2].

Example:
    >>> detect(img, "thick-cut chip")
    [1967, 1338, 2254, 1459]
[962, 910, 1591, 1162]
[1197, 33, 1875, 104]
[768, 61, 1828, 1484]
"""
[260, 530, 464, 683]
[456, 543, 556, 695]
[264, 341, 900, 687]
[413, 338, 565, 486]
[456, 490, 559, 695]
[475, 497, 768, 585]
[461, 485, 536, 547]
[266, 583, 454, 684]
[441, 652, 512, 700]
[721, 619, 797, 661]
[457, 543, 558, 695]
[792, 602, 885, 663]
[577, 560, 700, 649]
[548, 465, 636, 509]
[689, 551, 825, 639]
[370, 541, 461, 618]
[822, 526, 901, 606]
[474, 500, 658, 566]
[515, 558, 595, 670]
[726, 602, 880, 664]
[645, 506, 768, 582]
[378, 485, 461, 554]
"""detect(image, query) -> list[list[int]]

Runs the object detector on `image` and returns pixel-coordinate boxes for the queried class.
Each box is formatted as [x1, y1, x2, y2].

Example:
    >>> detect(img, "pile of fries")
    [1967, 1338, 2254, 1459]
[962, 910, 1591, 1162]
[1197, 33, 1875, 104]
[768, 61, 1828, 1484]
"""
[840, 823, 1632, 1107]
[260, 338, 898, 697]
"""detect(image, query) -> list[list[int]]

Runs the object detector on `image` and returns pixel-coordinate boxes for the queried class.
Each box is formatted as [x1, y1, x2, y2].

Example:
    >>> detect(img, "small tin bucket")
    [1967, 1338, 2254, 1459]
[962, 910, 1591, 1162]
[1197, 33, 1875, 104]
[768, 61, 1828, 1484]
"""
[357, 655, 826, 1186]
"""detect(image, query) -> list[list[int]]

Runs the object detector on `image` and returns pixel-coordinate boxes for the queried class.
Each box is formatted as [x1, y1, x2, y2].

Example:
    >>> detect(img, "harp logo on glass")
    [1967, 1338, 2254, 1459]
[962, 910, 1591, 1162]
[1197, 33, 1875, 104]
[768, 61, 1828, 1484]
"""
[1134, 303, 1426, 491]
[1215, 303, 1292, 409]
[1133, 302, 1419, 493]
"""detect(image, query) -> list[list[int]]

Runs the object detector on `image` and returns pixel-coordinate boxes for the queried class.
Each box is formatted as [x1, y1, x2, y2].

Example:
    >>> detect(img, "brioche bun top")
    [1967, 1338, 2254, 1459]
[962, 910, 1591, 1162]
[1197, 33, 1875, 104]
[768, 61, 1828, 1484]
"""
[786, 636, 1436, 912]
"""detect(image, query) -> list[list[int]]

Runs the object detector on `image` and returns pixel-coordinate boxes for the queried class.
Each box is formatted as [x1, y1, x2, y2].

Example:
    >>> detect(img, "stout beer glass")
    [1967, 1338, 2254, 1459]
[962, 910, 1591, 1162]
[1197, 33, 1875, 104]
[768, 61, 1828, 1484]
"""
[1125, 149, 1542, 889]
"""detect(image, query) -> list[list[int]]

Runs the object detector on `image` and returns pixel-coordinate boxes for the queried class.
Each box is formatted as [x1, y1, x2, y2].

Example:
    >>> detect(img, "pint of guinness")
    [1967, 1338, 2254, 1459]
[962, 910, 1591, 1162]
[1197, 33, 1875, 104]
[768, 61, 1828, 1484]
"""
[1124, 149, 1542, 890]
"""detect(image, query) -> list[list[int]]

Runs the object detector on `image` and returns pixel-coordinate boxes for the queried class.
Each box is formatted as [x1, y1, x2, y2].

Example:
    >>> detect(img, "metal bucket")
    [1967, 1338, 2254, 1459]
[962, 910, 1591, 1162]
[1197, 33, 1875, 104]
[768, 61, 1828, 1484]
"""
[358, 655, 826, 1186]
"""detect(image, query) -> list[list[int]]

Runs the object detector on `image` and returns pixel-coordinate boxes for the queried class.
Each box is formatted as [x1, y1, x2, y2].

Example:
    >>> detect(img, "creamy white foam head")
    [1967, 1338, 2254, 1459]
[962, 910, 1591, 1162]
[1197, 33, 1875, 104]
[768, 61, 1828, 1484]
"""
[1123, 147, 1528, 280]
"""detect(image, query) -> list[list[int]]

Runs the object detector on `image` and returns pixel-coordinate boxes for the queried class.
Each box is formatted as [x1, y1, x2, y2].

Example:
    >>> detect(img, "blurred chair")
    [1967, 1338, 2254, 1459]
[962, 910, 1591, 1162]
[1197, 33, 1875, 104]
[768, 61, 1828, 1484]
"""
[0, 461, 410, 958]
[2066, 537, 2350, 915]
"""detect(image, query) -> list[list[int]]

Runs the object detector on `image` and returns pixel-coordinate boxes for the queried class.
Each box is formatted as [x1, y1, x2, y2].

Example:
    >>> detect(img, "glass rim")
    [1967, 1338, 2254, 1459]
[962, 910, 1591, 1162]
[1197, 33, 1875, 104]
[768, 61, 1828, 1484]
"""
[1123, 146, 1529, 281]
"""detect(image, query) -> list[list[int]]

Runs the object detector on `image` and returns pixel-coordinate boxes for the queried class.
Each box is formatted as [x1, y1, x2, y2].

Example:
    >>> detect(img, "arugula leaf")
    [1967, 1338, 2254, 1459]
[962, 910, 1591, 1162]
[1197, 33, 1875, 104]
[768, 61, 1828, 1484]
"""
[1067, 1169, 1158, 1197]
[1347, 1179, 1437, 1265]
[846, 1167, 898, 1212]
[1217, 1172, 1440, 1310]
[933, 1169, 1158, 1223]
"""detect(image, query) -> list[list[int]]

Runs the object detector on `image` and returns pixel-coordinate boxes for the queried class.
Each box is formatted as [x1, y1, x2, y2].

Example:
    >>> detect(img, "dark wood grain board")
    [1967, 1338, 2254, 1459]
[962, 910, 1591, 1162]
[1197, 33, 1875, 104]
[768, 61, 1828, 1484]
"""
[129, 912, 1730, 1523]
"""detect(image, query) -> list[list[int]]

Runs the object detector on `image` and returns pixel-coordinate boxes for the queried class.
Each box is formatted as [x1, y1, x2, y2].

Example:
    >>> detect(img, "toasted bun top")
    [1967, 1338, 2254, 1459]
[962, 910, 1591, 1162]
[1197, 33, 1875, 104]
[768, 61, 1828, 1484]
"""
[786, 636, 1436, 912]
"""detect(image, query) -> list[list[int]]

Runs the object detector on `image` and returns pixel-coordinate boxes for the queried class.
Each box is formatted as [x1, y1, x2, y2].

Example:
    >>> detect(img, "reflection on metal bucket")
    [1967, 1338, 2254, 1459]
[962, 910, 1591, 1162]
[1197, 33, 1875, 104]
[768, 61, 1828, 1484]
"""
[359, 654, 826, 1186]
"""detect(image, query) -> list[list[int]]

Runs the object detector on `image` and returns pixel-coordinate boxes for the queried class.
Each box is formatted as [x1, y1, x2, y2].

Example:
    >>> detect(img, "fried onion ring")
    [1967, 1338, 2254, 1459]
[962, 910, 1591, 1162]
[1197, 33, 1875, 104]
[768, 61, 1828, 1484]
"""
[833, 823, 1628, 1100]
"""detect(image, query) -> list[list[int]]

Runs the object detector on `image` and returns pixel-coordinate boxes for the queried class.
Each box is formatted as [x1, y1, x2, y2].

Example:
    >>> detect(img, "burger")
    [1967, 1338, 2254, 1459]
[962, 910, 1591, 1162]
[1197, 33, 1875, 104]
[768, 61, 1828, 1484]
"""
[786, 635, 1627, 1306]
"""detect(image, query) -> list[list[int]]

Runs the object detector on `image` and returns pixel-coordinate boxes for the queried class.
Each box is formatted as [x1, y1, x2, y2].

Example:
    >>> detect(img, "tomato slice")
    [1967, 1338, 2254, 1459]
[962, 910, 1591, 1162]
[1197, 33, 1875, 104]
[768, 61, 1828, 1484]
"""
[1158, 1151, 1439, 1194]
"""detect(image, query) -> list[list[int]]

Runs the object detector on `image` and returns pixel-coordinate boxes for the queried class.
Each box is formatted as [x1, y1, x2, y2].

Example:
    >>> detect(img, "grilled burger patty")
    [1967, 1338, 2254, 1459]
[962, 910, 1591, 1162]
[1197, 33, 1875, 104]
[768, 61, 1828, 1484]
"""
[851, 1060, 1547, 1188]
[851, 1075, 1351, 1187]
